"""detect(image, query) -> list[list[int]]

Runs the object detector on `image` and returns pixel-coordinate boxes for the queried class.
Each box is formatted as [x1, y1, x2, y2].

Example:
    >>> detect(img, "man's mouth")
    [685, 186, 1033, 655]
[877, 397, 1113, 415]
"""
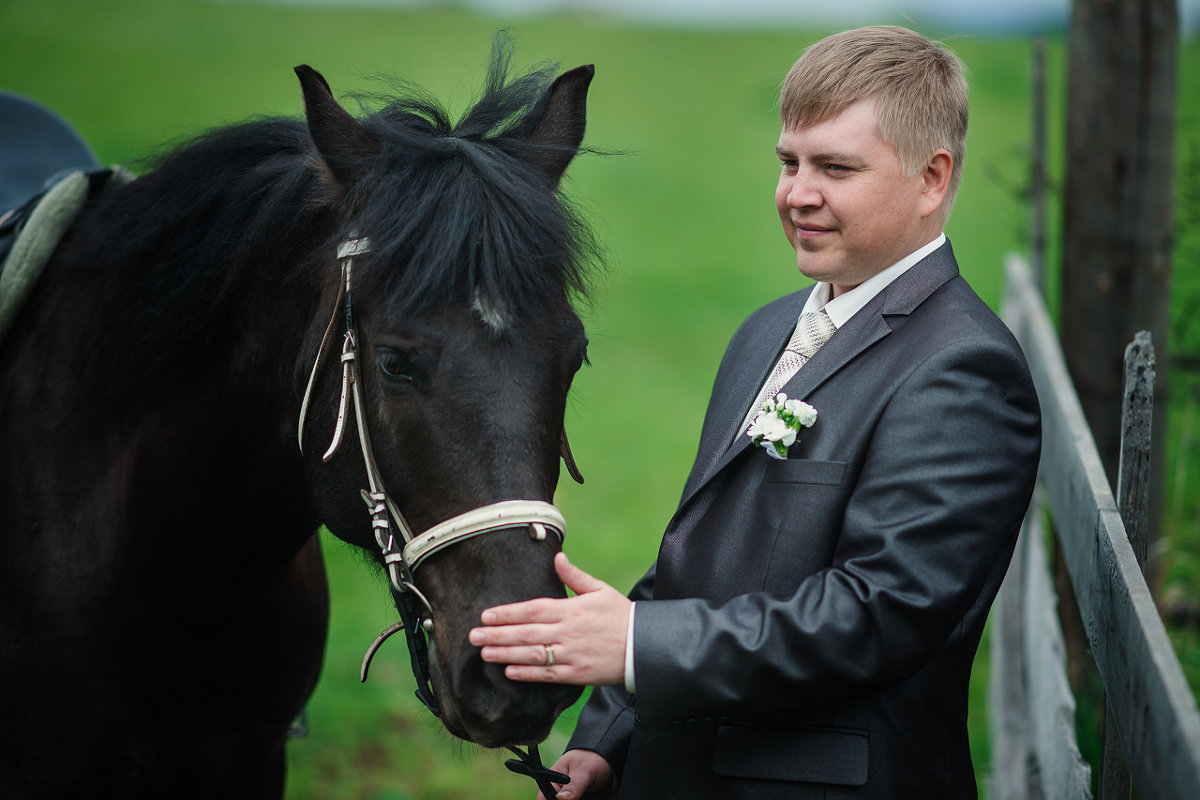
[795, 221, 835, 238]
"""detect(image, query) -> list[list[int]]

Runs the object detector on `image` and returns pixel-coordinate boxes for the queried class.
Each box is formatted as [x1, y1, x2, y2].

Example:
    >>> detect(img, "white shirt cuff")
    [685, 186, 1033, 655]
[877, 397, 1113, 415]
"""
[624, 601, 637, 694]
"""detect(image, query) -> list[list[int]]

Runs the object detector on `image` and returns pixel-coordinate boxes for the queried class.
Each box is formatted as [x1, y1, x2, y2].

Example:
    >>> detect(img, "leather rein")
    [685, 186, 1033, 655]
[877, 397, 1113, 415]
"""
[297, 234, 572, 796]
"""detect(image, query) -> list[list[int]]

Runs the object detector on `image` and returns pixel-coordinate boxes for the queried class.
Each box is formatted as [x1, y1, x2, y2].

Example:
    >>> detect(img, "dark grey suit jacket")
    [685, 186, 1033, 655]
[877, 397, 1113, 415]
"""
[567, 242, 1041, 798]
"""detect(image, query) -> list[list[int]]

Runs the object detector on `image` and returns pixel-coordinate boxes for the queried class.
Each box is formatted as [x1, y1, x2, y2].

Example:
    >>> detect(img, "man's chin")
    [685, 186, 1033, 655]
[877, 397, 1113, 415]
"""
[795, 259, 832, 284]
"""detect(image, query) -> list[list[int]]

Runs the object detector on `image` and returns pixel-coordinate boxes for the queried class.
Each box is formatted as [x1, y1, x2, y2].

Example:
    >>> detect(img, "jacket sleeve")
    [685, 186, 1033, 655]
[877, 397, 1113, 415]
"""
[630, 334, 1041, 724]
[563, 563, 656, 777]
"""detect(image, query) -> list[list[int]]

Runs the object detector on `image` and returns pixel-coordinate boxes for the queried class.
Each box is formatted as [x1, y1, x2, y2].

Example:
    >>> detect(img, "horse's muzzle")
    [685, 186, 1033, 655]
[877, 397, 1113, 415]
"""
[440, 656, 582, 747]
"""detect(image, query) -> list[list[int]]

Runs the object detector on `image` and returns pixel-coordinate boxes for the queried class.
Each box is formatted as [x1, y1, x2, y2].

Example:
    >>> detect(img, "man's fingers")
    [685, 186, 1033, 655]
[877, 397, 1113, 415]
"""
[479, 597, 559, 626]
[480, 643, 559, 666]
[555, 552, 608, 595]
[469, 553, 630, 686]
[469, 622, 554, 647]
[542, 750, 613, 799]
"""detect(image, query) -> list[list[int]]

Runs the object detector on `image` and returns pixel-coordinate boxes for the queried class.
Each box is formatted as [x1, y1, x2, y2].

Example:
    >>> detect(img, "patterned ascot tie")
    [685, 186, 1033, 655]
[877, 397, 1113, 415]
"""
[738, 309, 837, 438]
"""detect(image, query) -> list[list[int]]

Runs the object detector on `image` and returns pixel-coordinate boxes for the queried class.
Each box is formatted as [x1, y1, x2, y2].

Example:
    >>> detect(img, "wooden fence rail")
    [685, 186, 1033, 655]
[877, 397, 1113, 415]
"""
[991, 255, 1200, 799]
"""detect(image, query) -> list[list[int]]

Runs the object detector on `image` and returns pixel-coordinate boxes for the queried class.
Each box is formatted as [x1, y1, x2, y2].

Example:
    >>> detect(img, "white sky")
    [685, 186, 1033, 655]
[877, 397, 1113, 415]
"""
[260, 0, 1200, 33]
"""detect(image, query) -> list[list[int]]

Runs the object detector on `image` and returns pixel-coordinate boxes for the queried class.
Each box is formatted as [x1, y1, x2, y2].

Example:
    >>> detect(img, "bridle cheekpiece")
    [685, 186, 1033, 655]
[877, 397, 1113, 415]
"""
[297, 233, 571, 796]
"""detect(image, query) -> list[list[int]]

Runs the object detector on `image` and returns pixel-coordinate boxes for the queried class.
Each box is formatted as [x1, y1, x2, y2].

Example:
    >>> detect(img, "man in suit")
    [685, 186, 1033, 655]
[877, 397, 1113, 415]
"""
[469, 26, 1041, 798]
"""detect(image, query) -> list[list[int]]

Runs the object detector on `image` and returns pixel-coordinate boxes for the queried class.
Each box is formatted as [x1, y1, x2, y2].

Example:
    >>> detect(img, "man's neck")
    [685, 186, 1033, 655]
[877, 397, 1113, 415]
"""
[805, 233, 947, 325]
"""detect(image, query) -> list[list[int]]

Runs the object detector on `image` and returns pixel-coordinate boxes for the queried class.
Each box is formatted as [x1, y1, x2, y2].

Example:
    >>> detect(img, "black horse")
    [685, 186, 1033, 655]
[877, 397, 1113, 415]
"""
[0, 44, 596, 798]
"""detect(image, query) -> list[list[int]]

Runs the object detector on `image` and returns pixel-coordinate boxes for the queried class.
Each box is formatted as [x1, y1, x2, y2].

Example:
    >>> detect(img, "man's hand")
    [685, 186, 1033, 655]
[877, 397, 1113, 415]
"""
[469, 552, 630, 686]
[536, 749, 615, 800]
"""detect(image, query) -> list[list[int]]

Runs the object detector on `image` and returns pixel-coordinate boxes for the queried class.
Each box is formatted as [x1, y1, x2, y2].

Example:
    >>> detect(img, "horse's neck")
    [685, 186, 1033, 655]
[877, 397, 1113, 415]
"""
[1, 206, 327, 564]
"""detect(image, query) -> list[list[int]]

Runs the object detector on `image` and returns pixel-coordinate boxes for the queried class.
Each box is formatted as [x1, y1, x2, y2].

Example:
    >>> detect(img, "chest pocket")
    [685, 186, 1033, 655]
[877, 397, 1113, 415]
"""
[761, 458, 847, 486]
[758, 459, 849, 593]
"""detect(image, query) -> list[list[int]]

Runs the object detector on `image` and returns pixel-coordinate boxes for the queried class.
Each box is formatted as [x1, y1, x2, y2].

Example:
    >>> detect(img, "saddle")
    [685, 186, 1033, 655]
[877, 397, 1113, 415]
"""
[0, 91, 131, 342]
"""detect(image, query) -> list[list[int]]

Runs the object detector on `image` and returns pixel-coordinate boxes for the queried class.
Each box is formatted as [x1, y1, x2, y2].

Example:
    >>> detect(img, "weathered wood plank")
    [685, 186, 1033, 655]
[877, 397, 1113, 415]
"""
[1030, 36, 1048, 292]
[1100, 333, 1154, 800]
[989, 507, 1044, 800]
[1100, 705, 1132, 800]
[1021, 498, 1093, 800]
[1117, 332, 1155, 570]
[1004, 255, 1200, 799]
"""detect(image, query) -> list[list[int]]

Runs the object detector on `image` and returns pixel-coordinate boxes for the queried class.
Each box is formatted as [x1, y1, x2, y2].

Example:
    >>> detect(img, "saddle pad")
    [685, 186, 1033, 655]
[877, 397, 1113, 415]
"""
[0, 167, 133, 344]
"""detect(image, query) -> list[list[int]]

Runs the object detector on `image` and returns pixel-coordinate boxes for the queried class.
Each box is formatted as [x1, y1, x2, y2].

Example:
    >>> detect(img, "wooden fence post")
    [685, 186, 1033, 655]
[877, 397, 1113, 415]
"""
[1030, 35, 1047, 294]
[1116, 332, 1155, 571]
[1062, 0, 1175, 587]
[1098, 331, 1155, 799]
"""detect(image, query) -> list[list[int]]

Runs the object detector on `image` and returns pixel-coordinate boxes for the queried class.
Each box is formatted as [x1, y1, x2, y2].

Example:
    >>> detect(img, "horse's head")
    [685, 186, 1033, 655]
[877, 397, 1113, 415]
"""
[294, 50, 596, 747]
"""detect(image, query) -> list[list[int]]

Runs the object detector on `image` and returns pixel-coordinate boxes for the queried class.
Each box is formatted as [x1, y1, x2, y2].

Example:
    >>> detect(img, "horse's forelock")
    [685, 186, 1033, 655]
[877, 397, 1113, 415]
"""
[71, 47, 599, 398]
[348, 80, 600, 323]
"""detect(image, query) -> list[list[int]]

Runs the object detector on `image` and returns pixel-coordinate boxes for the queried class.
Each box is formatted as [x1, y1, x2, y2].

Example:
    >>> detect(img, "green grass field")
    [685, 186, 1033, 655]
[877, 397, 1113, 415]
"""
[3, 1, 1198, 797]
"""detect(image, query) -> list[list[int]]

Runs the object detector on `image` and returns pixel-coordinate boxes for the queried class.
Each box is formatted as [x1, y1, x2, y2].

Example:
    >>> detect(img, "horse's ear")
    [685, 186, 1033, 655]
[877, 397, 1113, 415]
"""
[294, 64, 379, 191]
[522, 64, 594, 187]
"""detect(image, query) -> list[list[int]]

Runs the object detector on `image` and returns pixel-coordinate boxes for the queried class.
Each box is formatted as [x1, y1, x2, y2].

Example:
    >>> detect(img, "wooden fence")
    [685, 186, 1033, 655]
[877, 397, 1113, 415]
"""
[990, 255, 1200, 799]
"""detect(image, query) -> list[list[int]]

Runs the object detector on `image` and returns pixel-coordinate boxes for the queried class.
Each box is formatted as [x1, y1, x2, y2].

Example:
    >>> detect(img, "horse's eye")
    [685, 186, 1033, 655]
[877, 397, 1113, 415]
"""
[377, 347, 415, 384]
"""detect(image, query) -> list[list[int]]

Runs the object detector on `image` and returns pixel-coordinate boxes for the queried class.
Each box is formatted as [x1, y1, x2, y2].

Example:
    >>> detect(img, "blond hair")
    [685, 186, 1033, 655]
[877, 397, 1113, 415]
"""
[781, 26, 968, 205]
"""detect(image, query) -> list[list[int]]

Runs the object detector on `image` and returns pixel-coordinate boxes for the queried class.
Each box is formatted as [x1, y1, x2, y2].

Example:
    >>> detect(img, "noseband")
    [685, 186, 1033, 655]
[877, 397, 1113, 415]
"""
[297, 234, 571, 795]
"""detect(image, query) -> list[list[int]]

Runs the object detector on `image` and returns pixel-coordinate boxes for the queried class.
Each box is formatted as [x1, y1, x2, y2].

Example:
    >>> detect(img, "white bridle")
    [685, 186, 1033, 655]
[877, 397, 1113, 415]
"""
[297, 234, 566, 617]
[298, 237, 579, 798]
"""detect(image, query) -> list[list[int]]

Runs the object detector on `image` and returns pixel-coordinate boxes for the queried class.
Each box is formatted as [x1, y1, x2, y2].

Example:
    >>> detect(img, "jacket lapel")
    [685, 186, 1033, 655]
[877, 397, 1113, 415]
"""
[677, 290, 811, 501]
[674, 242, 961, 517]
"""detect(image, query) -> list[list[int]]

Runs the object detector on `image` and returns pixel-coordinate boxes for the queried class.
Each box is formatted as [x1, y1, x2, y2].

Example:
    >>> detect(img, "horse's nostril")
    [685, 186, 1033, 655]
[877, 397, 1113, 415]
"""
[463, 660, 510, 723]
[452, 655, 579, 743]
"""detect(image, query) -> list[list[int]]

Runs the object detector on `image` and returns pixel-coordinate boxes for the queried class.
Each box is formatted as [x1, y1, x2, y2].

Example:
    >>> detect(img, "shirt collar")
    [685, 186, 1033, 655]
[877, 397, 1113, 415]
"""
[801, 233, 947, 327]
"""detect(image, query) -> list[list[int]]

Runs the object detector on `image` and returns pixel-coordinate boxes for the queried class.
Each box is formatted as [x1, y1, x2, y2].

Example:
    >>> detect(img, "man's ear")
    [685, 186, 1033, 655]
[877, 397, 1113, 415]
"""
[919, 150, 954, 219]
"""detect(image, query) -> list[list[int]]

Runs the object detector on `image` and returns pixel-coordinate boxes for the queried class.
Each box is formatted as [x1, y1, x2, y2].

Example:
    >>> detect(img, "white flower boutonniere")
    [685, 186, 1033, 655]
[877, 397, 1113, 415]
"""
[746, 393, 818, 460]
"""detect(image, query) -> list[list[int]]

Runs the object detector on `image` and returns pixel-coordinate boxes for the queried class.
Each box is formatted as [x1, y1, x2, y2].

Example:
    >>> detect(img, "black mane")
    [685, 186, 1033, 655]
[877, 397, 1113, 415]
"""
[66, 119, 325, 393]
[349, 43, 601, 320]
[63, 40, 600, 393]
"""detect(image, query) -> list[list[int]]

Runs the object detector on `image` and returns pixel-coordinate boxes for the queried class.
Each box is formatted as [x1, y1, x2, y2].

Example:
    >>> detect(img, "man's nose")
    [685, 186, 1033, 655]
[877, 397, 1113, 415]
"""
[786, 174, 821, 208]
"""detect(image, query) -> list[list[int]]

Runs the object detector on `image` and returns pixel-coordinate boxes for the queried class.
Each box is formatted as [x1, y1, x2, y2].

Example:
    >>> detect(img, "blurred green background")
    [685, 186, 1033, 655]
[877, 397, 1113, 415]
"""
[3, 1, 1199, 797]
